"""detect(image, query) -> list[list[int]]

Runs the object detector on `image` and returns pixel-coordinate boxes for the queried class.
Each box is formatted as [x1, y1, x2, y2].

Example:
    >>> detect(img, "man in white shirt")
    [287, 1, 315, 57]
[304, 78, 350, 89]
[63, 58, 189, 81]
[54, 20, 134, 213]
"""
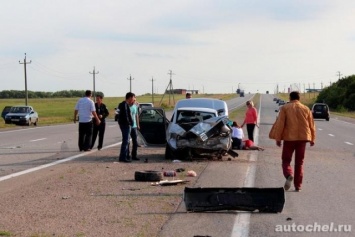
[74, 90, 101, 151]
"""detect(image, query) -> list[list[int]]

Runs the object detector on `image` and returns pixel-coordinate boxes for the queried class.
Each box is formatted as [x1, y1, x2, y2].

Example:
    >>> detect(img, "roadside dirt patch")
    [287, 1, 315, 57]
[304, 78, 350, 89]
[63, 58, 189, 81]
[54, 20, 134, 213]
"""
[0, 146, 220, 237]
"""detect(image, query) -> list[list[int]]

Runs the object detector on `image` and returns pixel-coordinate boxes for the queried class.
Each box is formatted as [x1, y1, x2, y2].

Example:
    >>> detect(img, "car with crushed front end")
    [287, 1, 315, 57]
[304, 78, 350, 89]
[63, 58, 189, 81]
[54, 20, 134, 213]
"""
[138, 98, 238, 160]
[4, 105, 39, 126]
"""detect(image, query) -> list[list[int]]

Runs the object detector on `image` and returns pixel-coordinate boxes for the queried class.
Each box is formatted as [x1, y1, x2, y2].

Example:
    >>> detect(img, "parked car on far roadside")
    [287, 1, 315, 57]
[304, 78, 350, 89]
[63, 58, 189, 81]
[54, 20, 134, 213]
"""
[4, 105, 39, 126]
[312, 103, 330, 121]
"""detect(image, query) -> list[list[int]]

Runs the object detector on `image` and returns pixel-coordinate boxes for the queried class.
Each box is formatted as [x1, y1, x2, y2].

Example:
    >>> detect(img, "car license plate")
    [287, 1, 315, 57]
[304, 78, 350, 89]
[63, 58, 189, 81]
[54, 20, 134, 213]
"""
[11, 119, 19, 121]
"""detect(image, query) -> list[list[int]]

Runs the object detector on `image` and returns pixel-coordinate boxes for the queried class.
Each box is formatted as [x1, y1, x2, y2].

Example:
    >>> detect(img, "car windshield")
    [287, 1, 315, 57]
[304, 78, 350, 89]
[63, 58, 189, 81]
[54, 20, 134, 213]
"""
[176, 110, 215, 123]
[10, 107, 29, 113]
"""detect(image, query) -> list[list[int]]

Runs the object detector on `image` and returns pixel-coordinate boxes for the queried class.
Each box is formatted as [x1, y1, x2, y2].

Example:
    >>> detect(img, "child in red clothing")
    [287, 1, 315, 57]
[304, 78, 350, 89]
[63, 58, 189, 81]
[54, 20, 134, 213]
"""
[242, 139, 264, 151]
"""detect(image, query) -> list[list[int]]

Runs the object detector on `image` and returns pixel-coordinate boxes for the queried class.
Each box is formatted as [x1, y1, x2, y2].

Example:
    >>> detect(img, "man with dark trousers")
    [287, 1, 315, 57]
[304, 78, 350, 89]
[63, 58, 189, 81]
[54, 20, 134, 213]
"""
[74, 90, 101, 151]
[117, 92, 136, 162]
[91, 95, 109, 150]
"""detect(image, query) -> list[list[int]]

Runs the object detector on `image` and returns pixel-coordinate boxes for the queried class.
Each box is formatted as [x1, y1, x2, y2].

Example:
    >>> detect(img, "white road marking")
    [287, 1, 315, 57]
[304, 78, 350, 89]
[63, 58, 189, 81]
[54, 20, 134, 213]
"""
[0, 123, 77, 134]
[328, 134, 334, 137]
[318, 128, 323, 131]
[345, 142, 353, 145]
[231, 95, 260, 237]
[0, 142, 122, 182]
[30, 138, 47, 142]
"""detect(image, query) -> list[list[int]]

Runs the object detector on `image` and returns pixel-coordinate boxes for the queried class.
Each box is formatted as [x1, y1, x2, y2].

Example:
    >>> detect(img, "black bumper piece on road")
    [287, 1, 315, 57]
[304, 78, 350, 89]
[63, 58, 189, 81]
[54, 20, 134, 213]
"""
[184, 187, 285, 213]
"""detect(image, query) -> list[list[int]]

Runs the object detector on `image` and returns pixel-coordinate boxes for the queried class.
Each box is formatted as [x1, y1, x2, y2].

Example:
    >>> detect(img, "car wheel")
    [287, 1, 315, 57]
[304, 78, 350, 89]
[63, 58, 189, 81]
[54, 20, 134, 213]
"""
[34, 118, 38, 126]
[326, 118, 329, 121]
[134, 170, 163, 181]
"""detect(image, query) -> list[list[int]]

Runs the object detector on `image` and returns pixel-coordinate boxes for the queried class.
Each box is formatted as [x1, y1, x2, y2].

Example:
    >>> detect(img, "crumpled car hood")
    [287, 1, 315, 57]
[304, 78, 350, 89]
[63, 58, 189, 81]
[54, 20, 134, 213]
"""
[168, 116, 232, 151]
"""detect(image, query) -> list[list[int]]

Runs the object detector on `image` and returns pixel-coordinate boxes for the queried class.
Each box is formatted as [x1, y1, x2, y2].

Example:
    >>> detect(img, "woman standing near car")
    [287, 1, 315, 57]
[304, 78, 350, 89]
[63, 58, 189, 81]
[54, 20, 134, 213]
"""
[241, 100, 258, 142]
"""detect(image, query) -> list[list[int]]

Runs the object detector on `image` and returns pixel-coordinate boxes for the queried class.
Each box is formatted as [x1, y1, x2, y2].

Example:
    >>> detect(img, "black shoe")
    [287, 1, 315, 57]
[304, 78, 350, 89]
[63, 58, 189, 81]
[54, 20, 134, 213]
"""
[98, 147, 102, 150]
[132, 157, 140, 161]
[83, 149, 91, 152]
[118, 159, 131, 163]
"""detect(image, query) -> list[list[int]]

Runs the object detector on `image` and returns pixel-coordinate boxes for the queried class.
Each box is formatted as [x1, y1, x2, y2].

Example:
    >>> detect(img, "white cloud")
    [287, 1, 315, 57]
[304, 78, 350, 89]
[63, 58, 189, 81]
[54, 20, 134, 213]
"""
[1, 0, 355, 96]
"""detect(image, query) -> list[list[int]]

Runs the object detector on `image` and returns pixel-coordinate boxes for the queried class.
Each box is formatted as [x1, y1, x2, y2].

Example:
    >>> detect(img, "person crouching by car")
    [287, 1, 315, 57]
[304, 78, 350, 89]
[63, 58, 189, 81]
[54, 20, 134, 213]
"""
[231, 121, 244, 149]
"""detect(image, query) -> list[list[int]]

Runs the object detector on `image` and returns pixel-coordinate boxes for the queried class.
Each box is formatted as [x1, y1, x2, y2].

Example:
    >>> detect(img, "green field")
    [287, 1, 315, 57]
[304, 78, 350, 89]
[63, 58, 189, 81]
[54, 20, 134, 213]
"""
[0, 93, 237, 129]
[2, 93, 353, 129]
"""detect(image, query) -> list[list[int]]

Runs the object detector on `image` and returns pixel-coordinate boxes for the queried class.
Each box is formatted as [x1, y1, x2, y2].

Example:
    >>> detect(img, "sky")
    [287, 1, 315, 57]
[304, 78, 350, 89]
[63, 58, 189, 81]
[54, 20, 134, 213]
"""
[1, 0, 355, 97]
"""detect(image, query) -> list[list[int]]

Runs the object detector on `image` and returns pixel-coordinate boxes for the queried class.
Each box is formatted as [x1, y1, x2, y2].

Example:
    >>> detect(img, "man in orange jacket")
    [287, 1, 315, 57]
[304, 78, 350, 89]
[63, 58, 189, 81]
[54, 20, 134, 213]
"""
[269, 91, 316, 192]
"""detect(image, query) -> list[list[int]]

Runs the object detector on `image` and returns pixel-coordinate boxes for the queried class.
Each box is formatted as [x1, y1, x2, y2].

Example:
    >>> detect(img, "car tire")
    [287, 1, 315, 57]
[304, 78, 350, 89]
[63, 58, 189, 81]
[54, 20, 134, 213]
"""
[326, 118, 329, 121]
[34, 118, 38, 126]
[134, 170, 163, 181]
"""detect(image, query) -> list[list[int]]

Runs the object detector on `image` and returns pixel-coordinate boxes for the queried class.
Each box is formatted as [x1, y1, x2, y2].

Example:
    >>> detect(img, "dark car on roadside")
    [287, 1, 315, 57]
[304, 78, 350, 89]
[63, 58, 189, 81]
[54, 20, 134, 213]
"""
[311, 103, 330, 121]
[1, 106, 12, 121]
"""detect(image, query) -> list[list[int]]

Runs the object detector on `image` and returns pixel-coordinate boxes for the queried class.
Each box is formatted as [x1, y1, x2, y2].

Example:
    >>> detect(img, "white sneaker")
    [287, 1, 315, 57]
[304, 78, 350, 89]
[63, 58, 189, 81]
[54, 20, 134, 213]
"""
[284, 175, 293, 191]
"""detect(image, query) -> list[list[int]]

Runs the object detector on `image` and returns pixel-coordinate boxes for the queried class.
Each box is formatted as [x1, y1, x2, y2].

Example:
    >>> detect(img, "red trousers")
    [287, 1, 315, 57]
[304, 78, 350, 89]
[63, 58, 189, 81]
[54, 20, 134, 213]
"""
[281, 141, 307, 189]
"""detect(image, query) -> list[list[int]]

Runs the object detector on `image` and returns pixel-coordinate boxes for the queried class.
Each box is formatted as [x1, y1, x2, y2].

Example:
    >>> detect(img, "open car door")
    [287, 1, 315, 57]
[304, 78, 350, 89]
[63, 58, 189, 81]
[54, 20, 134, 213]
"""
[138, 108, 168, 146]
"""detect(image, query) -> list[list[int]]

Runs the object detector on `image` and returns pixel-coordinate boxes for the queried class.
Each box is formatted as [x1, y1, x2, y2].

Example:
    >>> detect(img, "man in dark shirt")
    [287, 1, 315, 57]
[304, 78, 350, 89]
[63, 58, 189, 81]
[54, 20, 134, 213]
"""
[91, 95, 109, 150]
[117, 92, 136, 162]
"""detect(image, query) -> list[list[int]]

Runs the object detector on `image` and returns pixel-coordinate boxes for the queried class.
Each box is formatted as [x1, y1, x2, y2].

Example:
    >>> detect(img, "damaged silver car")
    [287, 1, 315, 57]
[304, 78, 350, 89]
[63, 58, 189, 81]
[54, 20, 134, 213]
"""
[138, 98, 238, 160]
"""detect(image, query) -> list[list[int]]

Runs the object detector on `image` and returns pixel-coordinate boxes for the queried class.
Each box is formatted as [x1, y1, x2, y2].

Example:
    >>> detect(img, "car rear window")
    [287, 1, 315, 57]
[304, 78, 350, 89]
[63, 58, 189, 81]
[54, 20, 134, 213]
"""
[313, 105, 327, 111]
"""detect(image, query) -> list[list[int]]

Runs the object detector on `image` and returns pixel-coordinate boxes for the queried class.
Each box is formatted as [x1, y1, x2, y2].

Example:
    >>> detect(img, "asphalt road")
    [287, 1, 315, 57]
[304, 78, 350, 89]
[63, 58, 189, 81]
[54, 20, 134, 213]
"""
[0, 95, 252, 178]
[1, 94, 354, 236]
[158, 94, 354, 237]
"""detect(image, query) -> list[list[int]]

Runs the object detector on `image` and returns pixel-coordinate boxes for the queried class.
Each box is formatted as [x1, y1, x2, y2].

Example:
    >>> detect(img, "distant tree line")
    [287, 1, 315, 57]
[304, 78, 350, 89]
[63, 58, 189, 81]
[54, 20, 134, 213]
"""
[316, 75, 355, 111]
[0, 90, 104, 99]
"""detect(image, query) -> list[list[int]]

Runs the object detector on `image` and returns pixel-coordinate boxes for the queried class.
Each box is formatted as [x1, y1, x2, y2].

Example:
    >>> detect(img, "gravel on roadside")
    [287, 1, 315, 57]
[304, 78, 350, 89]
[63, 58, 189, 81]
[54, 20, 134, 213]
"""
[0, 145, 215, 237]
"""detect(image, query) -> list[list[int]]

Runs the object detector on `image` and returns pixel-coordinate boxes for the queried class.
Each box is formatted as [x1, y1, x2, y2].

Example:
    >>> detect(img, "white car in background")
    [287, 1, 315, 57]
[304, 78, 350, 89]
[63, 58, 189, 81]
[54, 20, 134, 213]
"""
[4, 105, 39, 126]
[138, 98, 238, 160]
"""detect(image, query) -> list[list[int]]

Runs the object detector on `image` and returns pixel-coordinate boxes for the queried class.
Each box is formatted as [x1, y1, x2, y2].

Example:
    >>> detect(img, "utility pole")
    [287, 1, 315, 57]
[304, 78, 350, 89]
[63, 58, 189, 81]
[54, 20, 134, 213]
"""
[19, 53, 31, 106]
[336, 71, 342, 80]
[167, 70, 175, 105]
[159, 70, 175, 106]
[89, 67, 99, 102]
[127, 74, 134, 92]
[150, 77, 155, 104]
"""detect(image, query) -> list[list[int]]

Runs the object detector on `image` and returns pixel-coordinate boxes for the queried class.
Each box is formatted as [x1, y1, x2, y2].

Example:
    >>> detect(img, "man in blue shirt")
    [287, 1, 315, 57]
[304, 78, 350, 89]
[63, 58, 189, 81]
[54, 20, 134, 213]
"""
[129, 98, 140, 160]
